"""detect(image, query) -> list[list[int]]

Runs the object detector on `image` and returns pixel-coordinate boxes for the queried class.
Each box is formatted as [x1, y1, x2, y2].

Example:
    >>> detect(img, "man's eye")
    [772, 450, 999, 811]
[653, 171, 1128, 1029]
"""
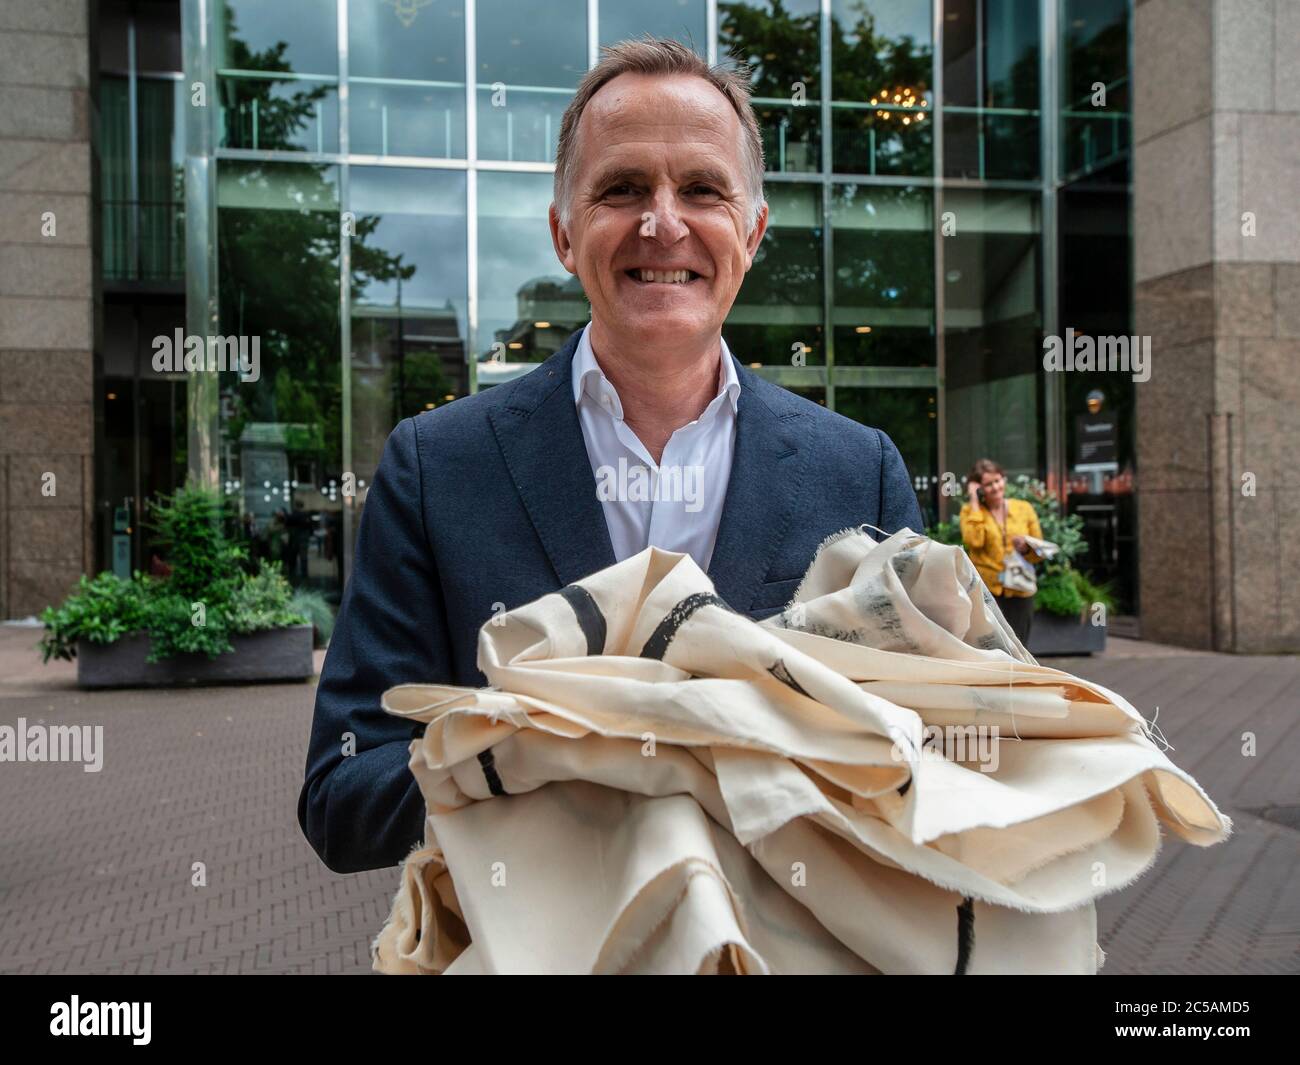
[686, 184, 720, 196]
[603, 183, 636, 198]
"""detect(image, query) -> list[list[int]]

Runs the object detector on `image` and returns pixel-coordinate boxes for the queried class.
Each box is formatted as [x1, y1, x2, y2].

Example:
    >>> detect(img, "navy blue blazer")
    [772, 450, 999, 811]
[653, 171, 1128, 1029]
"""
[298, 328, 923, 873]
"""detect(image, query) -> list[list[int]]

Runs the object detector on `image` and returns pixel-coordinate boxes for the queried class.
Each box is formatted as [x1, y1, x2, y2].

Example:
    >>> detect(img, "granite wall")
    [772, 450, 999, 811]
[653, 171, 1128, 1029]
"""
[1134, 0, 1300, 651]
[0, 0, 95, 620]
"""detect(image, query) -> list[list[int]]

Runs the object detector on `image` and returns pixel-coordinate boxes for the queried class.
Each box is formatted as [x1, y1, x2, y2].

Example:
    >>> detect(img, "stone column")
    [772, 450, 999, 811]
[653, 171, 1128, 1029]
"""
[1134, 0, 1300, 652]
[0, 0, 95, 619]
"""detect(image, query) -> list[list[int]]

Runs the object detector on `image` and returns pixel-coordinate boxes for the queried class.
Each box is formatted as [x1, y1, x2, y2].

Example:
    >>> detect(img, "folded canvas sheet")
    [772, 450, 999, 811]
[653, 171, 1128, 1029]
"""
[373, 527, 1230, 975]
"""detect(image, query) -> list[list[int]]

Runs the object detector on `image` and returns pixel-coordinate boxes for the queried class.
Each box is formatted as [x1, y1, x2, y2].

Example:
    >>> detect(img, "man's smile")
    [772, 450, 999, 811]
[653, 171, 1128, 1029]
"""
[621, 267, 705, 285]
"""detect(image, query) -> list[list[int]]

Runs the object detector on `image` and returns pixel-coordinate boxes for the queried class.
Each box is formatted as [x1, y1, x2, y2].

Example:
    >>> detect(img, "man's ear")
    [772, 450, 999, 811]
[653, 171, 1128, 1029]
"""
[549, 202, 578, 275]
[743, 200, 770, 270]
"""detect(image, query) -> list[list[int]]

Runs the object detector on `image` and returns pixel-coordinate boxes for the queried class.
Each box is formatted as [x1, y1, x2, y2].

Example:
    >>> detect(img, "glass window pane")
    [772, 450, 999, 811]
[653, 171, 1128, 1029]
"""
[99, 0, 129, 70]
[832, 183, 933, 367]
[476, 0, 586, 163]
[134, 0, 183, 74]
[219, 78, 340, 153]
[218, 0, 338, 75]
[831, 0, 933, 175]
[942, 0, 1039, 180]
[100, 74, 131, 280]
[719, 0, 822, 174]
[218, 0, 339, 153]
[349, 167, 469, 486]
[1061, 0, 1130, 182]
[1060, 185, 1135, 612]
[217, 161, 343, 599]
[725, 182, 824, 370]
[137, 78, 185, 281]
[942, 190, 1042, 482]
[476, 171, 589, 384]
[600, 0, 707, 51]
[348, 0, 466, 159]
[100, 75, 184, 282]
[833, 387, 936, 525]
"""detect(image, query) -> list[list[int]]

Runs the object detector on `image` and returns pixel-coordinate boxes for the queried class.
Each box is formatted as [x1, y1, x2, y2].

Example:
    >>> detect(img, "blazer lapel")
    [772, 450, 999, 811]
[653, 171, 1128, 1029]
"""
[487, 331, 617, 587]
[708, 362, 806, 613]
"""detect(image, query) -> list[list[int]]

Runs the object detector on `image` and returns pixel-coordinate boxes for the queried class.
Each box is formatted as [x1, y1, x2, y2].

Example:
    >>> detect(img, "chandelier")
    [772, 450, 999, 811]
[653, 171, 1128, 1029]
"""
[870, 87, 928, 124]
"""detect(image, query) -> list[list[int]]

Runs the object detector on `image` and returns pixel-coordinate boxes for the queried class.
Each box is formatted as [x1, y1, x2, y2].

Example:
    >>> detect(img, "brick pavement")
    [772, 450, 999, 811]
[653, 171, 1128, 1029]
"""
[0, 625, 1296, 974]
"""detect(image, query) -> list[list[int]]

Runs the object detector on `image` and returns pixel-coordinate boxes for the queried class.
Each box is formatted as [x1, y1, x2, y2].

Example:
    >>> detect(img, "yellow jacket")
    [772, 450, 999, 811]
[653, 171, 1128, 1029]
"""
[959, 498, 1043, 598]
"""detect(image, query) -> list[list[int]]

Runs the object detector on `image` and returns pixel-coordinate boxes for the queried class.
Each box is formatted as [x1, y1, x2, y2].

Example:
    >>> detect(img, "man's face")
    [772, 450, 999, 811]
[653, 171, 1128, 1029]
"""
[550, 73, 768, 351]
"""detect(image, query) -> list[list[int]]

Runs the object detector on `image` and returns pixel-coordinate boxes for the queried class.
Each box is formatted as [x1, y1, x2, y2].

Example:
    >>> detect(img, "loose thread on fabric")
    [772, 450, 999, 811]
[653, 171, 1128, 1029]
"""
[1140, 704, 1174, 753]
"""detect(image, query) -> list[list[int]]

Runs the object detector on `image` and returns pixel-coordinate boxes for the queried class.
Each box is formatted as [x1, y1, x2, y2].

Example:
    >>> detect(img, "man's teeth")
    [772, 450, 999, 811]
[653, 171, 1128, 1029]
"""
[635, 269, 693, 283]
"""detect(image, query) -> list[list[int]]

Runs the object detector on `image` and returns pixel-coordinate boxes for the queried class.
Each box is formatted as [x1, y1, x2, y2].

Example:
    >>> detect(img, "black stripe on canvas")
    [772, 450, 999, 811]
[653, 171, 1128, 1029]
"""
[477, 748, 506, 797]
[558, 583, 607, 656]
[954, 897, 975, 975]
[639, 592, 732, 661]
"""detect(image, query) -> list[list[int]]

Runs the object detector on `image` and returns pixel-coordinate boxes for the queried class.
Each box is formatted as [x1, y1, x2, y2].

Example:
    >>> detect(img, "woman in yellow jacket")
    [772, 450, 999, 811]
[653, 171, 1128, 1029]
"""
[959, 458, 1042, 644]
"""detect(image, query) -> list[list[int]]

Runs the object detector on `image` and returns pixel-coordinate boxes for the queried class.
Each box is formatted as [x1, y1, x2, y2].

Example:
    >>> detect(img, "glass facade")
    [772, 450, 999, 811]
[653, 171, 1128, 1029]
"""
[97, 1, 189, 580]
[1058, 0, 1135, 614]
[167, 0, 1137, 614]
[216, 160, 343, 587]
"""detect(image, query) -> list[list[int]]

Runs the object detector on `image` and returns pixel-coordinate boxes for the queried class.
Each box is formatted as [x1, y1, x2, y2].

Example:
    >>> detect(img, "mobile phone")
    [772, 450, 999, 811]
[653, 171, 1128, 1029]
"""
[976, 485, 987, 504]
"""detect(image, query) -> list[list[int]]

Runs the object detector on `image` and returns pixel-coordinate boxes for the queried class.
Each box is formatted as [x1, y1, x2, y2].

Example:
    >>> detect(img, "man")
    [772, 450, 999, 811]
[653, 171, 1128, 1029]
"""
[298, 38, 923, 874]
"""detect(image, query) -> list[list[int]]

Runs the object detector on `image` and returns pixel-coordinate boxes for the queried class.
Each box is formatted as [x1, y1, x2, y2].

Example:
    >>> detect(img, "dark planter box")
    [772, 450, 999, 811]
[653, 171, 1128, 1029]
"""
[76, 625, 314, 689]
[1028, 610, 1106, 656]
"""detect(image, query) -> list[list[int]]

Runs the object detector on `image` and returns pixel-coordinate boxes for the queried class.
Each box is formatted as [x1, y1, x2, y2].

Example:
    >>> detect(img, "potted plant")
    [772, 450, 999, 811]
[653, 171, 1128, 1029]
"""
[39, 483, 316, 688]
[929, 476, 1114, 656]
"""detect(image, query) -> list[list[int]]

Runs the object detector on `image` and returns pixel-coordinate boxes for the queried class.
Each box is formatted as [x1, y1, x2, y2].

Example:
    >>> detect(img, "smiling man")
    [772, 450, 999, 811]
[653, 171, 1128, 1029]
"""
[298, 38, 924, 874]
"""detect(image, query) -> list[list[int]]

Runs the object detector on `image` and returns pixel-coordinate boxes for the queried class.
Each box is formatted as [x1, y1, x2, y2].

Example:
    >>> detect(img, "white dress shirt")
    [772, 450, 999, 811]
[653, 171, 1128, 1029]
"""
[572, 323, 740, 571]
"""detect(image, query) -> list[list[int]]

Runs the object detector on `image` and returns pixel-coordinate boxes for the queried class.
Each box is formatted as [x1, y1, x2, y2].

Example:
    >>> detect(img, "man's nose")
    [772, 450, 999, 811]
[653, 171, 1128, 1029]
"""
[641, 188, 689, 244]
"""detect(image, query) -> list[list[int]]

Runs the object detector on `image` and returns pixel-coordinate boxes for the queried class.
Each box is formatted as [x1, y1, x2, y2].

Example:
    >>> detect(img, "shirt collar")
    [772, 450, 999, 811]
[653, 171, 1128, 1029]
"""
[571, 322, 741, 421]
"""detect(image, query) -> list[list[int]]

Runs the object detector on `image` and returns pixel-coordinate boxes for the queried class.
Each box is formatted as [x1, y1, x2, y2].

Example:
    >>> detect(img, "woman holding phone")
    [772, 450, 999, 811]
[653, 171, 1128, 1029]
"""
[959, 458, 1043, 645]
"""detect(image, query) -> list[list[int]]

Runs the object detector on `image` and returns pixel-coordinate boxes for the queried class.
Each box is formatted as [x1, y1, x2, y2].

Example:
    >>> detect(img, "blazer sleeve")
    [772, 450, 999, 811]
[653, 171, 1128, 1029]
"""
[875, 428, 924, 534]
[297, 418, 454, 873]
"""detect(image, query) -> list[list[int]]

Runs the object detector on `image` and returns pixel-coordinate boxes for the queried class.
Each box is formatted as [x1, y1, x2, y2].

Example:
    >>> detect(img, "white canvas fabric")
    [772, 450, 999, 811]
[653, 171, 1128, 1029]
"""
[372, 527, 1231, 975]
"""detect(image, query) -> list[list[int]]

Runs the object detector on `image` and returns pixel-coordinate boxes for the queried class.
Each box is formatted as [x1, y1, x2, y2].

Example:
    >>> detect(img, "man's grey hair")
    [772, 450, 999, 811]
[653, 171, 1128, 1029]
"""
[553, 36, 767, 234]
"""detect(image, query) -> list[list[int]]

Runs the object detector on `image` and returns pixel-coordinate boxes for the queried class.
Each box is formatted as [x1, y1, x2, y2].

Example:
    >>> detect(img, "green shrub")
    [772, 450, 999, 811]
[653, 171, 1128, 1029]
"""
[39, 572, 148, 663]
[926, 515, 963, 547]
[40, 482, 309, 664]
[1072, 568, 1117, 616]
[145, 483, 246, 603]
[289, 587, 335, 647]
[226, 561, 308, 635]
[142, 589, 235, 662]
[1035, 568, 1087, 619]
